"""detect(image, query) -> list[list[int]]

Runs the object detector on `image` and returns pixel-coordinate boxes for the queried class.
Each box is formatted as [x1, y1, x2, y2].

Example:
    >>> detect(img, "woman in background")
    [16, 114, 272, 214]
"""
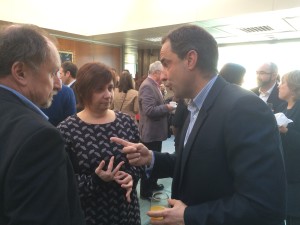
[112, 70, 139, 120]
[278, 70, 300, 225]
[58, 62, 143, 225]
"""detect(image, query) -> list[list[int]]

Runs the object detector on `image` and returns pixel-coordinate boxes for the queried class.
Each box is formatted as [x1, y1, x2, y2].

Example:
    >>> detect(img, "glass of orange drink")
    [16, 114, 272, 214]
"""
[150, 191, 169, 221]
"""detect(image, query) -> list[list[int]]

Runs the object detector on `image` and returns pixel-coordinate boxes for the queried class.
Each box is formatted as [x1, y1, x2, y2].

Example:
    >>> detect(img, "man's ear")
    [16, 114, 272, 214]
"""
[11, 61, 28, 85]
[66, 71, 71, 77]
[185, 50, 198, 70]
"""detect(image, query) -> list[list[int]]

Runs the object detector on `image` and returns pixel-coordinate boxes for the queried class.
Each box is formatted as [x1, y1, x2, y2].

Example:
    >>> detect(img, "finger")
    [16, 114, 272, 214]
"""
[114, 171, 126, 179]
[125, 188, 132, 203]
[147, 209, 165, 218]
[110, 137, 132, 147]
[128, 157, 142, 165]
[126, 152, 140, 160]
[112, 161, 124, 174]
[168, 198, 176, 207]
[106, 156, 115, 172]
[122, 146, 138, 154]
[95, 160, 105, 174]
[121, 181, 133, 188]
[114, 172, 127, 182]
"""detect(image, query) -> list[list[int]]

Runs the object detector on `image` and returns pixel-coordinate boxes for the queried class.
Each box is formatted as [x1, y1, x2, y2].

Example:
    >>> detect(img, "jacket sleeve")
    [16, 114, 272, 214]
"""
[5, 127, 84, 225]
[139, 84, 169, 118]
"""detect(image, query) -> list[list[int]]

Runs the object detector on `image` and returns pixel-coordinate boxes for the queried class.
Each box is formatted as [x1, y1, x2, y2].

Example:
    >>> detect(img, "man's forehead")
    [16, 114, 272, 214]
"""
[258, 63, 270, 71]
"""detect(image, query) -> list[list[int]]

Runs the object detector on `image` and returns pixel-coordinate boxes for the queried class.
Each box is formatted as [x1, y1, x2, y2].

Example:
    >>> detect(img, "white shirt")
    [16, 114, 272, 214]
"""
[259, 82, 276, 102]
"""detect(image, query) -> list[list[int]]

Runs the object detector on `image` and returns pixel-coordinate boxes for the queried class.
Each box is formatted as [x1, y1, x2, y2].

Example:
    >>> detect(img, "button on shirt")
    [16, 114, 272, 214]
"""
[184, 75, 218, 146]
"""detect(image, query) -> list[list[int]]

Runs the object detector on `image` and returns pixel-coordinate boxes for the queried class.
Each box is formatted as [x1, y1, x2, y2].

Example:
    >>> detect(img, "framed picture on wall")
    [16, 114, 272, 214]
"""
[59, 51, 73, 63]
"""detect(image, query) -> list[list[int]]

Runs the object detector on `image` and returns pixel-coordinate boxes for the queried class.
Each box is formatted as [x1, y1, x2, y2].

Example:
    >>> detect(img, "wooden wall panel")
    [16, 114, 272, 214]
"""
[137, 49, 160, 78]
[56, 38, 121, 73]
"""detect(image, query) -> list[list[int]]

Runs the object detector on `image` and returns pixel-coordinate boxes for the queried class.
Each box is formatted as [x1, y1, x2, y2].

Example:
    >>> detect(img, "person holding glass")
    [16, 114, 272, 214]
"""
[57, 62, 144, 225]
[111, 25, 286, 225]
[278, 70, 300, 225]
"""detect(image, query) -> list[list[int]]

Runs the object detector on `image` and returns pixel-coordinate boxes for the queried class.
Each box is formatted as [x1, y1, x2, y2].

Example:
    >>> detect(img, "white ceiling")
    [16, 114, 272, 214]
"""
[0, 0, 300, 49]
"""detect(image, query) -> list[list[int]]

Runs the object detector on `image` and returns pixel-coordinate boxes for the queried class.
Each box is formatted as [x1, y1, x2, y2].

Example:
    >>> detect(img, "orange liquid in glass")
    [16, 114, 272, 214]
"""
[150, 205, 165, 221]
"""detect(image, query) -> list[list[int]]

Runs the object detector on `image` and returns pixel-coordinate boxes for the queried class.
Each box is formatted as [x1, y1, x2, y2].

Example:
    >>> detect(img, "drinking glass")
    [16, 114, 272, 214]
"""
[149, 191, 169, 221]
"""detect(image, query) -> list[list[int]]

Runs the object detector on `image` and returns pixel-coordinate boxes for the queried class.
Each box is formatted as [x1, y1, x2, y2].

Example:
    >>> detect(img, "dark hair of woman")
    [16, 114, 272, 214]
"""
[118, 71, 134, 93]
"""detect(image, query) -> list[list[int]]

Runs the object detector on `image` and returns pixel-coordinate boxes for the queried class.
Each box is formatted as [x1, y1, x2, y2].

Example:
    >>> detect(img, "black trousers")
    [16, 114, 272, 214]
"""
[140, 141, 162, 196]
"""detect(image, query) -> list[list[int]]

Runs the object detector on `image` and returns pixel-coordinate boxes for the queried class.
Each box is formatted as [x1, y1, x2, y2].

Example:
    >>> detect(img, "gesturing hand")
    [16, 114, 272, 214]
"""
[110, 137, 153, 166]
[114, 171, 133, 203]
[95, 156, 124, 182]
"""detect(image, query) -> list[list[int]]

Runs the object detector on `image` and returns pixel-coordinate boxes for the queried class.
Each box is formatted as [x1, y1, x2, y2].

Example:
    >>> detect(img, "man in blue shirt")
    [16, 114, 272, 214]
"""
[0, 24, 85, 225]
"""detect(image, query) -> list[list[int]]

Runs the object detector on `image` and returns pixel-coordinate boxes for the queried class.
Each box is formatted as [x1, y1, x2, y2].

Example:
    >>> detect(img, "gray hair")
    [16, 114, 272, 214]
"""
[148, 61, 163, 75]
[0, 24, 56, 77]
[282, 70, 300, 100]
[266, 62, 278, 74]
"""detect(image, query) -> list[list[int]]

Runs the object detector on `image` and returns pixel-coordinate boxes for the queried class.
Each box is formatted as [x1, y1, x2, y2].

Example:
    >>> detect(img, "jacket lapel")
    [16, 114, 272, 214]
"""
[147, 77, 164, 103]
[177, 76, 228, 189]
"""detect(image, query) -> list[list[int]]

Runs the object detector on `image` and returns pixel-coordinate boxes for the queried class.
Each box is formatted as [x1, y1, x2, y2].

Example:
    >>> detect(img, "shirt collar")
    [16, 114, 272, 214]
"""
[188, 75, 218, 113]
[148, 76, 160, 87]
[0, 84, 48, 120]
[67, 79, 76, 87]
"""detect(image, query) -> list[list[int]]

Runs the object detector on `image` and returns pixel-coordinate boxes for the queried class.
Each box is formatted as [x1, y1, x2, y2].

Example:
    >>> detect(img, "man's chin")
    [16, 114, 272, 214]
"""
[41, 96, 54, 109]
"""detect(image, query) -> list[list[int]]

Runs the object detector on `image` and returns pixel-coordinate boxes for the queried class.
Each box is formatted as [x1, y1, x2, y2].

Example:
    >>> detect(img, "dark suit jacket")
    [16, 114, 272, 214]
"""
[152, 77, 286, 225]
[251, 83, 285, 113]
[0, 88, 85, 225]
[138, 77, 169, 143]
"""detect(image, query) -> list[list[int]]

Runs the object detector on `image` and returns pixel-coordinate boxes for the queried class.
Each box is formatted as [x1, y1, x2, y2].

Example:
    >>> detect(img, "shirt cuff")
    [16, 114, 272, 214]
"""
[145, 150, 155, 178]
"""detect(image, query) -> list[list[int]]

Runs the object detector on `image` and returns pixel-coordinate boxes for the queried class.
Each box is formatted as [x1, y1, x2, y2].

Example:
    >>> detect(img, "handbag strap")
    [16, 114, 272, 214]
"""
[119, 92, 127, 111]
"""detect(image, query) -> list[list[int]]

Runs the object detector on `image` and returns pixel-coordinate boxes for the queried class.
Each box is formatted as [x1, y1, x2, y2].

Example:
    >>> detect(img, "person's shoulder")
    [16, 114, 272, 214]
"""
[128, 89, 138, 95]
[250, 86, 259, 94]
[220, 83, 261, 107]
[57, 114, 77, 127]
[115, 110, 135, 122]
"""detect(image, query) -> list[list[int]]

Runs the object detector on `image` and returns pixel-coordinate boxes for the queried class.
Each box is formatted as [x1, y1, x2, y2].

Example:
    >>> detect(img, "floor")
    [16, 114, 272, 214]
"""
[137, 136, 175, 225]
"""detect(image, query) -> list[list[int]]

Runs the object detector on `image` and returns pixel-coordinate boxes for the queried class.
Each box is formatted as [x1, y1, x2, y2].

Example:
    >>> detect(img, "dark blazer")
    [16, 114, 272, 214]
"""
[0, 88, 85, 225]
[138, 77, 169, 142]
[278, 100, 300, 216]
[152, 77, 286, 225]
[251, 83, 285, 113]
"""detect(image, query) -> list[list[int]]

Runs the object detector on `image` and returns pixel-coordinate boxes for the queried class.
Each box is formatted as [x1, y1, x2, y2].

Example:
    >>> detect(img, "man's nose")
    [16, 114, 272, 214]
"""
[53, 74, 62, 92]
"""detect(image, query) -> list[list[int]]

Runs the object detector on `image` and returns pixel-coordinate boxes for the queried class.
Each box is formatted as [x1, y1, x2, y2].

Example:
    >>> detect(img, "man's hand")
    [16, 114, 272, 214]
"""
[147, 199, 187, 225]
[110, 137, 152, 166]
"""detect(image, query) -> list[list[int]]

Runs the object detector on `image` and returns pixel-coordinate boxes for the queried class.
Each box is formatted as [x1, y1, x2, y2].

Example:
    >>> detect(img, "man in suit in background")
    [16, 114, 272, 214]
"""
[0, 24, 85, 225]
[111, 25, 286, 225]
[60, 61, 81, 111]
[251, 62, 285, 113]
[138, 60, 175, 199]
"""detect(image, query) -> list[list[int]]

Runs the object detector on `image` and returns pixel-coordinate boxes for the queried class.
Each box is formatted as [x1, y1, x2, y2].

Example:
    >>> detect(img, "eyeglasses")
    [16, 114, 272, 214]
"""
[256, 71, 273, 76]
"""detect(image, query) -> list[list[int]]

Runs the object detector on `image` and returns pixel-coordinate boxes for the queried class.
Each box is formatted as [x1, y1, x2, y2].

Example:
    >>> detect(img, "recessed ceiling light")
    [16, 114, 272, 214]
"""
[145, 37, 162, 42]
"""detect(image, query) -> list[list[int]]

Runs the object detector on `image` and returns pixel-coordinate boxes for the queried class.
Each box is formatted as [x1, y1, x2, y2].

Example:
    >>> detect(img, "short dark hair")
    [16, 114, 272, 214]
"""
[118, 71, 134, 93]
[61, 61, 78, 79]
[75, 62, 115, 108]
[161, 25, 218, 75]
[219, 63, 246, 85]
[0, 24, 55, 77]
